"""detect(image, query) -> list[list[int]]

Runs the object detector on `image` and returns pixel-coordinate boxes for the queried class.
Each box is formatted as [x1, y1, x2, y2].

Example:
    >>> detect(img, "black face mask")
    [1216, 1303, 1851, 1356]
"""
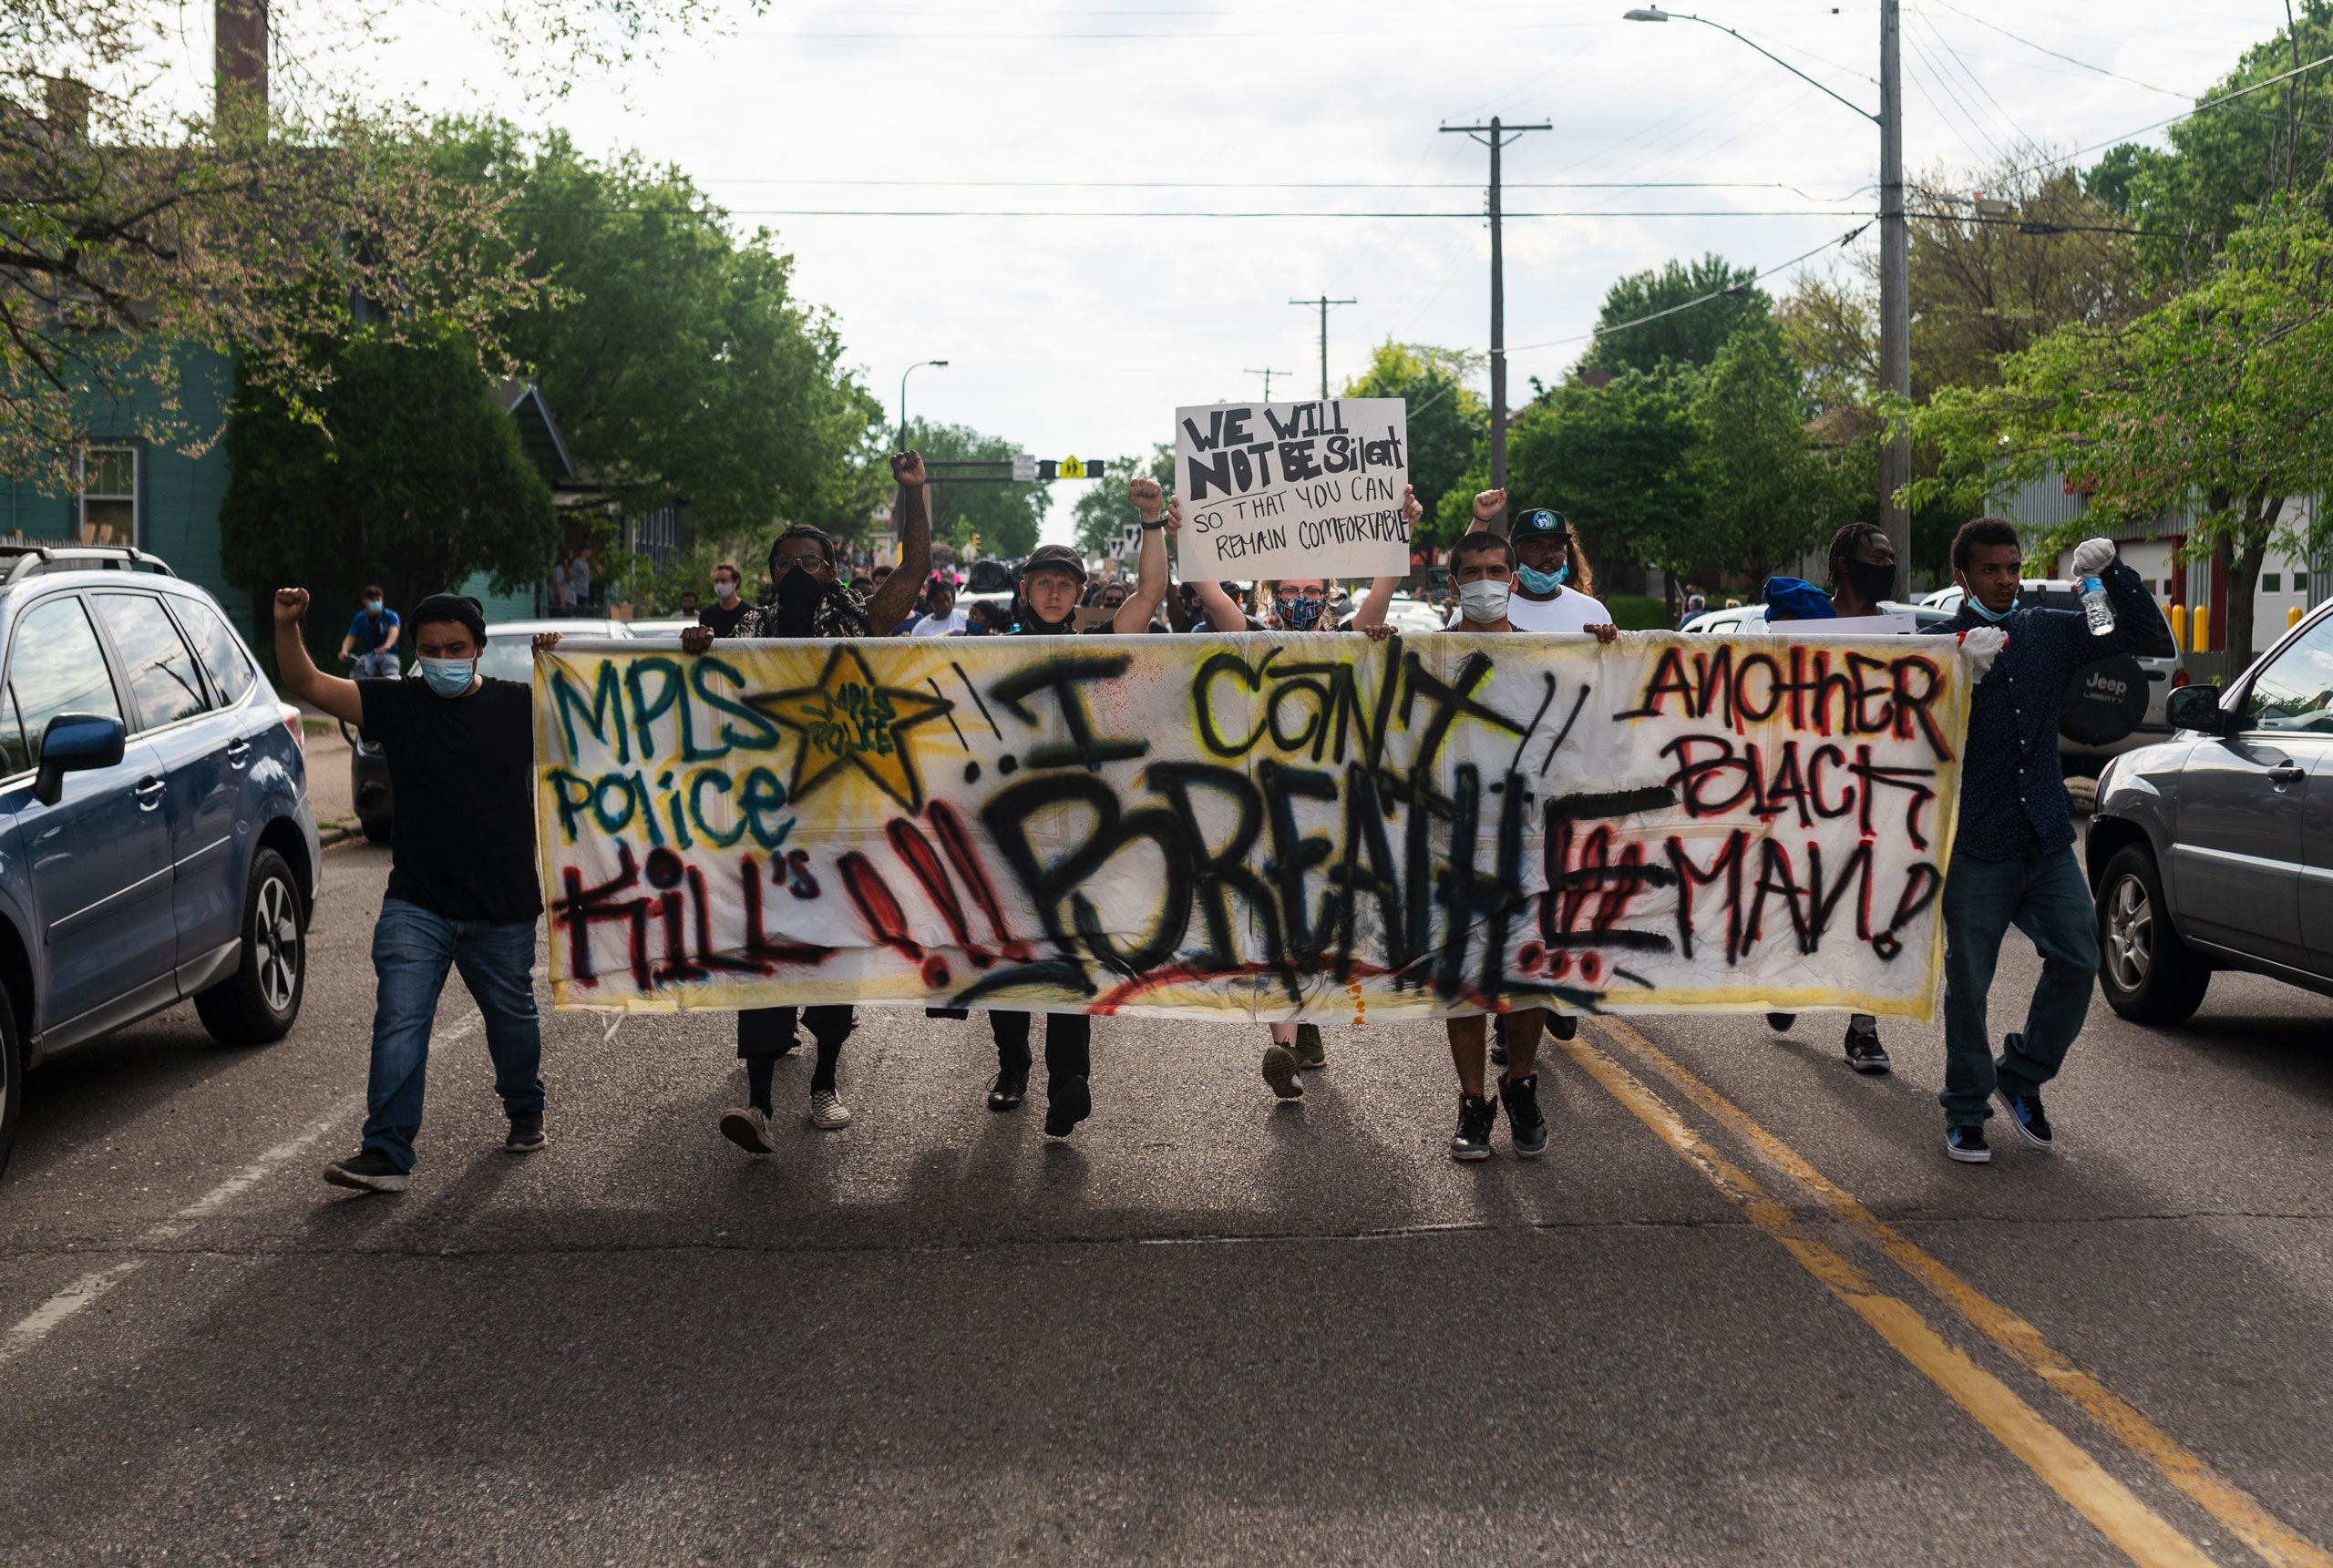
[775, 560, 825, 636]
[1844, 559, 1895, 608]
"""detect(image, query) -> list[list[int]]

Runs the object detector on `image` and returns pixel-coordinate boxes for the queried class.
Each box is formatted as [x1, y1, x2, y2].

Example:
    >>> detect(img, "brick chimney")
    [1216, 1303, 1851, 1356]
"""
[215, 0, 267, 121]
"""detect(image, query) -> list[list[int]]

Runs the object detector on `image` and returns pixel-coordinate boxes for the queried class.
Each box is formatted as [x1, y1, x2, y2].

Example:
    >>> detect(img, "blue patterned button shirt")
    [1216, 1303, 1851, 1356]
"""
[1945, 557, 2159, 862]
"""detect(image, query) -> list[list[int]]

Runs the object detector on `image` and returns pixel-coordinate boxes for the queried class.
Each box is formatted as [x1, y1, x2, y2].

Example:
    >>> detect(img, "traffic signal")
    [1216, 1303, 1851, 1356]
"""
[1033, 457, 1108, 482]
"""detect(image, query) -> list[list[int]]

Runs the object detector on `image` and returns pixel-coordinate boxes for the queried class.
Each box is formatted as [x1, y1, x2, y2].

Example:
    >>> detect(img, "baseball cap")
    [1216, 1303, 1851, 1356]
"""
[1515, 507, 1569, 538]
[1021, 544, 1089, 582]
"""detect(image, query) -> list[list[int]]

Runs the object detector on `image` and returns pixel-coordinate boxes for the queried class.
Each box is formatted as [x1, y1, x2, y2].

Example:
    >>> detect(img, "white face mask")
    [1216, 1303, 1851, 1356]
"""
[1456, 578, 1512, 624]
[714, 580, 737, 601]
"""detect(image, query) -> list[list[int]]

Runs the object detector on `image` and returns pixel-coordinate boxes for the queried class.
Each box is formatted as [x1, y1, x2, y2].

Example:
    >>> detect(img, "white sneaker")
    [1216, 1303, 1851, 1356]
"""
[719, 1106, 775, 1153]
[809, 1090, 852, 1130]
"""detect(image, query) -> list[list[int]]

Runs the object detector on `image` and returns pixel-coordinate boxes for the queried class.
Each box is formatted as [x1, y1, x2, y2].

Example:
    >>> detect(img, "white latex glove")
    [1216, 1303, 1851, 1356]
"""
[1958, 625, 2008, 680]
[2070, 538, 2115, 578]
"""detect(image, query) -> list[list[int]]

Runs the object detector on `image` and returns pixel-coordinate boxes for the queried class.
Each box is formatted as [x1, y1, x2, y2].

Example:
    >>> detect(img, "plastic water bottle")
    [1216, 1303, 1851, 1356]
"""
[2080, 575, 2115, 637]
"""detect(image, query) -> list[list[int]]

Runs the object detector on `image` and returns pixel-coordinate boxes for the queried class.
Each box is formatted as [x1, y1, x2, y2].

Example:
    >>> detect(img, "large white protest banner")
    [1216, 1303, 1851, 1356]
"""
[1174, 398, 1411, 581]
[535, 631, 1969, 1022]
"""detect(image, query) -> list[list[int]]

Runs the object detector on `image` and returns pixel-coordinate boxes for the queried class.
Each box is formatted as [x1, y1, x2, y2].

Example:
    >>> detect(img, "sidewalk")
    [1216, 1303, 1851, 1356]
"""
[293, 707, 358, 843]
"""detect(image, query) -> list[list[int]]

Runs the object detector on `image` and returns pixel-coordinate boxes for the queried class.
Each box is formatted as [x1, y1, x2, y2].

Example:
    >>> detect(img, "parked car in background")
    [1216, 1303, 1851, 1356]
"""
[1920, 581, 2184, 768]
[0, 545, 320, 1177]
[626, 617, 698, 638]
[1680, 600, 1959, 635]
[346, 616, 634, 844]
[1382, 595, 1451, 636]
[2089, 599, 2333, 1024]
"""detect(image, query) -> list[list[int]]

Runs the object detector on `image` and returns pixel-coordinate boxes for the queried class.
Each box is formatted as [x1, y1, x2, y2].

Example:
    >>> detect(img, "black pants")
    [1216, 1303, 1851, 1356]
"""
[989, 1010, 1090, 1084]
[739, 1006, 852, 1104]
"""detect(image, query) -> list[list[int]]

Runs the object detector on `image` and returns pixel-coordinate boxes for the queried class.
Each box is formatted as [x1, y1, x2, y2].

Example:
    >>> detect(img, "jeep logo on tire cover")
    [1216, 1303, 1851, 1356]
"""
[2061, 653, 2149, 746]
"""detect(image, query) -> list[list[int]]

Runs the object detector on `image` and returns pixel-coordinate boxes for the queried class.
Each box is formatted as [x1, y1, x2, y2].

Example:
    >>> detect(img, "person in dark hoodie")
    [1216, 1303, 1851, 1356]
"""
[676, 451, 933, 1153]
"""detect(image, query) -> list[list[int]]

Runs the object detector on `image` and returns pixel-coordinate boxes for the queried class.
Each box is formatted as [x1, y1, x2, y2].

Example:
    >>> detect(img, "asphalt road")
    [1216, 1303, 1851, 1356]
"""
[2, 839, 2328, 1565]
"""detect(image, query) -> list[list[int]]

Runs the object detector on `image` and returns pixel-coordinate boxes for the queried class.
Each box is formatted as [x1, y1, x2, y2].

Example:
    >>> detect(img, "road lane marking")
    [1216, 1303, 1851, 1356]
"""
[0, 1020, 478, 1378]
[1557, 1033, 2216, 1568]
[0, 1262, 139, 1368]
[1588, 1017, 2332, 1568]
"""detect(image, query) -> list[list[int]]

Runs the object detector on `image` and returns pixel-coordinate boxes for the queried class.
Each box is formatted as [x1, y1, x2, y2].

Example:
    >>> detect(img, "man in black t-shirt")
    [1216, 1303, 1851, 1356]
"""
[274, 589, 550, 1194]
[698, 560, 752, 639]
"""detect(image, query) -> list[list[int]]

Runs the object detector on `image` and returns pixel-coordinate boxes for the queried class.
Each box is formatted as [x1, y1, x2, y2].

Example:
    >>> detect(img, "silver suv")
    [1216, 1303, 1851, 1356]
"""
[2089, 600, 2333, 1022]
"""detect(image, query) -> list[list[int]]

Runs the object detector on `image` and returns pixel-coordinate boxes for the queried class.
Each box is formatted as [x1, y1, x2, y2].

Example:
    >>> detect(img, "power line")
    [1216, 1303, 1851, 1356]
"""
[1507, 221, 1874, 355]
[1995, 47, 2333, 183]
[691, 179, 1867, 195]
[506, 207, 1873, 218]
[1925, 1, 2191, 98]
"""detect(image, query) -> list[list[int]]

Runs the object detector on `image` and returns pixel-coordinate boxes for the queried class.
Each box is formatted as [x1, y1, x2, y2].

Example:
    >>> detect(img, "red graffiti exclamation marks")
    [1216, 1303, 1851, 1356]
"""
[839, 852, 951, 989]
[886, 818, 993, 968]
[926, 800, 1036, 963]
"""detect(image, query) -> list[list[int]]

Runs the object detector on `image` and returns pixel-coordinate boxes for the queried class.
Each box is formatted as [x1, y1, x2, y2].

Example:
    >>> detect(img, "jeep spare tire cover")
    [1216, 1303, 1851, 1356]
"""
[2061, 653, 2148, 745]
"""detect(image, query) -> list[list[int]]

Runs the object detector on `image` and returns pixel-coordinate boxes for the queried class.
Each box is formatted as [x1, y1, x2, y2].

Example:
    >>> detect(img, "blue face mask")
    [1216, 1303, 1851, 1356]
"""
[365, 599, 384, 613]
[1966, 593, 2014, 623]
[418, 656, 476, 698]
[1516, 560, 1569, 595]
[1277, 593, 1326, 630]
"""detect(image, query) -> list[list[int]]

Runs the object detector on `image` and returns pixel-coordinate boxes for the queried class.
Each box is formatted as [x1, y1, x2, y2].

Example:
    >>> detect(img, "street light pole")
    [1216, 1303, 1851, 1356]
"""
[1288, 296, 1356, 400]
[1877, 0, 1910, 599]
[1442, 116, 1549, 515]
[1623, 5, 1906, 592]
[899, 359, 949, 452]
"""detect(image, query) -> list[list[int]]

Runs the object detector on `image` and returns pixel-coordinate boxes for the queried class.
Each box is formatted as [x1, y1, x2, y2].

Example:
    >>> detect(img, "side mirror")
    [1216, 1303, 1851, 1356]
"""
[32, 712, 126, 806]
[2165, 682, 2226, 737]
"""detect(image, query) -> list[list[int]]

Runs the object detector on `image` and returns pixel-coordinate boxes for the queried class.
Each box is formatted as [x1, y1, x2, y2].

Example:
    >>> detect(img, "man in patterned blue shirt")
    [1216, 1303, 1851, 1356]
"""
[1938, 518, 2158, 1164]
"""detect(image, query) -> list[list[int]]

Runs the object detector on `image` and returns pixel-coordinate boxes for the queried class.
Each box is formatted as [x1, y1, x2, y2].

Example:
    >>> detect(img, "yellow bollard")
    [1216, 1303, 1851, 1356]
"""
[2291, 604, 2304, 630]
[2194, 606, 2211, 652]
[2169, 604, 2187, 649]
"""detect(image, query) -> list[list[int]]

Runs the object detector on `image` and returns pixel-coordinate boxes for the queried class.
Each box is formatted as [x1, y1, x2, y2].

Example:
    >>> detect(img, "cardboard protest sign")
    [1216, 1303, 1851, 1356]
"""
[1174, 398, 1410, 581]
[534, 631, 1969, 1022]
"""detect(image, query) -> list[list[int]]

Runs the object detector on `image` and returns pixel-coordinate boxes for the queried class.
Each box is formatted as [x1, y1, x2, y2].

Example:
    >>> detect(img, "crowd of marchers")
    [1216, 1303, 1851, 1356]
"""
[268, 447, 2151, 1193]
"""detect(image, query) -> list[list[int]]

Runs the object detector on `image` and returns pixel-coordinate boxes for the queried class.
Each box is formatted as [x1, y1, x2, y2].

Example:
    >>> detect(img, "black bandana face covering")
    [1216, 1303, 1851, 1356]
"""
[775, 561, 825, 636]
[1845, 559, 1895, 609]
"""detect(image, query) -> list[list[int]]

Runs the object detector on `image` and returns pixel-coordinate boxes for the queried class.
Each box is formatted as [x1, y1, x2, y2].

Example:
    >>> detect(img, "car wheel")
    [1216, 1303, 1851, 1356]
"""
[2096, 844, 2210, 1024]
[0, 977, 19, 1180]
[194, 847, 307, 1047]
[361, 815, 392, 844]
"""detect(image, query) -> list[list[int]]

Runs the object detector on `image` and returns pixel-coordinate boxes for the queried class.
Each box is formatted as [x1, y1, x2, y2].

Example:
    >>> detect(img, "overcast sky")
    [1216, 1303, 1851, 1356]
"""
[234, 2, 2289, 542]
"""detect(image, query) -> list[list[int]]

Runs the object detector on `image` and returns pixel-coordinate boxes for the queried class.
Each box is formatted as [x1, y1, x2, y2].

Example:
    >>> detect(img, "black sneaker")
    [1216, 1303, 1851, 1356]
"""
[323, 1149, 408, 1193]
[1998, 1091, 2053, 1150]
[1767, 1012, 1797, 1031]
[1844, 1021, 1891, 1075]
[1449, 1093, 1496, 1162]
[1489, 1013, 1508, 1068]
[504, 1112, 548, 1153]
[1945, 1125, 1991, 1164]
[987, 1071, 1027, 1112]
[1498, 1071, 1548, 1157]
[1043, 1074, 1091, 1138]
[1546, 1012, 1578, 1041]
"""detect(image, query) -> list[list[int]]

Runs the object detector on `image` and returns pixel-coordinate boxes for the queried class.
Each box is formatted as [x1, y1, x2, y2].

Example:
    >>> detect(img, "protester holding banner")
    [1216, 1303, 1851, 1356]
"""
[1350, 527, 1618, 1159]
[670, 452, 932, 1153]
[277, 589, 549, 1193]
[1446, 492, 1610, 635]
[1937, 518, 2154, 1164]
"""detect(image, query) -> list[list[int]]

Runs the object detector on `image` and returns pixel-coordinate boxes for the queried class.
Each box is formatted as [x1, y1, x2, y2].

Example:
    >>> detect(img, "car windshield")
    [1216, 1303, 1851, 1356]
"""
[478, 634, 536, 685]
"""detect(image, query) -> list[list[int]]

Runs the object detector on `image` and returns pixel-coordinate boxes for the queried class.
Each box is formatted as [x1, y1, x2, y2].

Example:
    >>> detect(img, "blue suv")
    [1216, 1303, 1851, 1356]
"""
[0, 546, 321, 1176]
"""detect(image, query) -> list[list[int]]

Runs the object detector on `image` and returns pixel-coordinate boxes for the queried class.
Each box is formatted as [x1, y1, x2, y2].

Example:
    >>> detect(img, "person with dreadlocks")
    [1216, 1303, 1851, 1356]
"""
[1758, 519, 1913, 1072]
[679, 452, 933, 1154]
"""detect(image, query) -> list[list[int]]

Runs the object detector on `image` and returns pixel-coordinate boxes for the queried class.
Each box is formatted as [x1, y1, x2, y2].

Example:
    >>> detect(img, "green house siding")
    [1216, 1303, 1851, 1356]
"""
[0, 345, 240, 616]
[457, 571, 542, 623]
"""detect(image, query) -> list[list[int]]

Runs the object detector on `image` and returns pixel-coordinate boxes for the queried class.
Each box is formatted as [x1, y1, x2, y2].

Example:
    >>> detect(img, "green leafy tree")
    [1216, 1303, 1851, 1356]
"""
[2093, 2, 2333, 279]
[1689, 326, 1825, 584]
[1340, 341, 1486, 547]
[1072, 446, 1174, 560]
[1582, 253, 1775, 376]
[1914, 192, 2333, 668]
[1506, 369, 1705, 589]
[436, 123, 886, 541]
[221, 323, 557, 658]
[905, 418, 1051, 559]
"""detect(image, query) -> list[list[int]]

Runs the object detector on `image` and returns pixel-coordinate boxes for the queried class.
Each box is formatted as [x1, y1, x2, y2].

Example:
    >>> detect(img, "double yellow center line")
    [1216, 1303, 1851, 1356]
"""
[1563, 1017, 2328, 1568]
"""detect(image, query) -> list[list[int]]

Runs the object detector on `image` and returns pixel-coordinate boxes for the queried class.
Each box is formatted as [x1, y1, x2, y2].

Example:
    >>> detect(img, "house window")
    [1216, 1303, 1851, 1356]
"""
[2264, 574, 2283, 593]
[78, 446, 136, 546]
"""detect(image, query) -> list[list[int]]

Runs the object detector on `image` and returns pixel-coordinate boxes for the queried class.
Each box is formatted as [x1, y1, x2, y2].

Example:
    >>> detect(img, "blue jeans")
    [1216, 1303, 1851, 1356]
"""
[350, 651, 400, 679]
[1940, 845, 2099, 1126]
[362, 897, 545, 1172]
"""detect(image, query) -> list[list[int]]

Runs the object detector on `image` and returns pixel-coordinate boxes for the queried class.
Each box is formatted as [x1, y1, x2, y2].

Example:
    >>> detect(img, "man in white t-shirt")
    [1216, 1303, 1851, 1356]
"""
[910, 577, 969, 636]
[1444, 491, 1610, 633]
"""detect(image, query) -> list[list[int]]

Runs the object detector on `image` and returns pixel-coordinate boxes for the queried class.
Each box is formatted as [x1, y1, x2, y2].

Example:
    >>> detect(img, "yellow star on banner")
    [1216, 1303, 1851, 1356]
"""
[748, 644, 955, 812]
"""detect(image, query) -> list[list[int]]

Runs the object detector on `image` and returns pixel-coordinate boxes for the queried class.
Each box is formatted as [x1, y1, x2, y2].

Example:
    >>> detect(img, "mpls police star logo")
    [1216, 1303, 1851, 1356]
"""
[748, 644, 953, 811]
